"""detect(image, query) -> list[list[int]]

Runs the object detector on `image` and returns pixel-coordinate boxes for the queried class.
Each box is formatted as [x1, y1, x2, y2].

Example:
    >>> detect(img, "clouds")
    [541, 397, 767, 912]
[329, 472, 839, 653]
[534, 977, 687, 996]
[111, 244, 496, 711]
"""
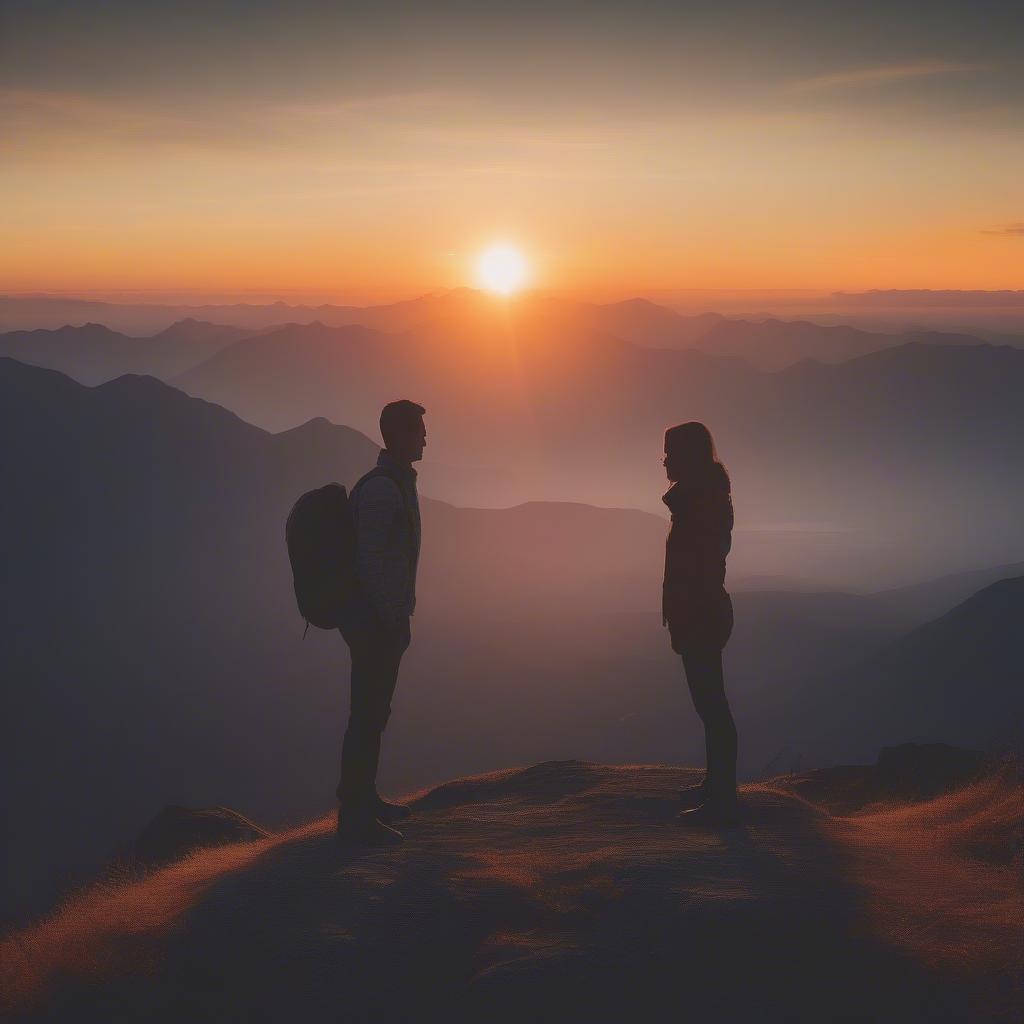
[0, 87, 478, 158]
[788, 60, 991, 94]
[1, 1, 1022, 292]
[3, 2, 1021, 113]
[982, 223, 1024, 237]
[0, 89, 209, 148]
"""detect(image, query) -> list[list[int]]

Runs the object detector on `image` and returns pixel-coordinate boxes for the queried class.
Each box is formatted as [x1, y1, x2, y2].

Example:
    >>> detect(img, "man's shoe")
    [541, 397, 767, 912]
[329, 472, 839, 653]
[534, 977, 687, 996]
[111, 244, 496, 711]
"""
[677, 798, 739, 829]
[374, 797, 413, 824]
[336, 811, 404, 846]
[678, 781, 708, 807]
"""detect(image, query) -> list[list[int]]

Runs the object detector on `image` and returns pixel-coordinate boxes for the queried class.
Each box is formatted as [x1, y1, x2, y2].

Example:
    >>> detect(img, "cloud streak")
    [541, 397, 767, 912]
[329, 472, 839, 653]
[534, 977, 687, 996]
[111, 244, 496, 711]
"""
[982, 223, 1024, 237]
[788, 60, 990, 93]
[0, 88, 481, 158]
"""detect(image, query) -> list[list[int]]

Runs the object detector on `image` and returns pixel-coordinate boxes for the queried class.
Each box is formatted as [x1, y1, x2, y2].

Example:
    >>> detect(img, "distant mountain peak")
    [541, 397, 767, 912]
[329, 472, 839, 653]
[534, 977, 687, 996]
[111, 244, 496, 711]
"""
[151, 318, 251, 342]
[606, 296, 663, 310]
[50, 321, 128, 338]
[280, 414, 352, 436]
[945, 575, 1024, 619]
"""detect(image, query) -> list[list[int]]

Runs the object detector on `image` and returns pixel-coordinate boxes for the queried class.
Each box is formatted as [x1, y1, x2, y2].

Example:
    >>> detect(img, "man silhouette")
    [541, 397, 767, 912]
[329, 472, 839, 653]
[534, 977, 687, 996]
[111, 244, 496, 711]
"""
[336, 400, 426, 844]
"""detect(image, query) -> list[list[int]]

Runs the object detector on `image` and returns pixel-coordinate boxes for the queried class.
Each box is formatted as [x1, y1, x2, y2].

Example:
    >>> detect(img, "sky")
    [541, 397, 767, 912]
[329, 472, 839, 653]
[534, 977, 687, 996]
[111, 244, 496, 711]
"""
[1, 0, 1022, 299]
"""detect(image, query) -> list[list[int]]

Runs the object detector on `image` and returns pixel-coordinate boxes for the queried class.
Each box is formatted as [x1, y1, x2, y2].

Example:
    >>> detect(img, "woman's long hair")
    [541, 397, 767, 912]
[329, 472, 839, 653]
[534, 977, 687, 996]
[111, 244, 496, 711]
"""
[664, 421, 730, 491]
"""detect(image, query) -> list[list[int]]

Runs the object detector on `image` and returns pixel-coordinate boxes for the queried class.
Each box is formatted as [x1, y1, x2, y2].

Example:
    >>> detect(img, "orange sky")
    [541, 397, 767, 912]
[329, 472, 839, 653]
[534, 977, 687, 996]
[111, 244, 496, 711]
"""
[1, 3, 1021, 297]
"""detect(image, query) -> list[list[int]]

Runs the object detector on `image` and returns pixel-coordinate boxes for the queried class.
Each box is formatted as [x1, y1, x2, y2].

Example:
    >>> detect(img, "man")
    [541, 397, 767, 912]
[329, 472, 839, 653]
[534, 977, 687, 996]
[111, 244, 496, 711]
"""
[336, 399, 426, 844]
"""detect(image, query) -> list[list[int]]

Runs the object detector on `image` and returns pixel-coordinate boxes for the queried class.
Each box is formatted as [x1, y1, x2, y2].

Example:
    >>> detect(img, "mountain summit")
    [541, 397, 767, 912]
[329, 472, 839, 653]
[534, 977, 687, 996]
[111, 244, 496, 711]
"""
[1, 756, 1017, 1022]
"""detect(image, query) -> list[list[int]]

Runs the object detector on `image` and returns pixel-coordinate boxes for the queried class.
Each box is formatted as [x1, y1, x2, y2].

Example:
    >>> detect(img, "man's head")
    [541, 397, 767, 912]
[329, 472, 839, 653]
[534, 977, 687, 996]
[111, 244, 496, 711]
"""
[380, 400, 427, 463]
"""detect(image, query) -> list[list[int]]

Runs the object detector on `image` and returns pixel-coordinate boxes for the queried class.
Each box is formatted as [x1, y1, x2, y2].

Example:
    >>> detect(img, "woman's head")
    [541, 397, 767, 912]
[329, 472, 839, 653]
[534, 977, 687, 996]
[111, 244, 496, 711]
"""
[663, 421, 728, 487]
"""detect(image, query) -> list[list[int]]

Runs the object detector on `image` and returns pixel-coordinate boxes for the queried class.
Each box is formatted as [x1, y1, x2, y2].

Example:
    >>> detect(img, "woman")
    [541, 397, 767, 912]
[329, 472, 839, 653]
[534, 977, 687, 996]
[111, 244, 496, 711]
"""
[662, 422, 739, 826]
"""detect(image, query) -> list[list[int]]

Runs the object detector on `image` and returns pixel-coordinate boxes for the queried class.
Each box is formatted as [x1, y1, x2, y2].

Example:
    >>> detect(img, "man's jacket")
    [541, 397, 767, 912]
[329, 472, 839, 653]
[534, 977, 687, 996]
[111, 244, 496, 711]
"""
[352, 450, 422, 627]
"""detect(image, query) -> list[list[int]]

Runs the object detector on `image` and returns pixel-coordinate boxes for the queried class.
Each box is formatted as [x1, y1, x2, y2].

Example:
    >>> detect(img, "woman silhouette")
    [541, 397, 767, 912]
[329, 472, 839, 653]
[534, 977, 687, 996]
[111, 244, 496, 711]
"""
[662, 422, 739, 826]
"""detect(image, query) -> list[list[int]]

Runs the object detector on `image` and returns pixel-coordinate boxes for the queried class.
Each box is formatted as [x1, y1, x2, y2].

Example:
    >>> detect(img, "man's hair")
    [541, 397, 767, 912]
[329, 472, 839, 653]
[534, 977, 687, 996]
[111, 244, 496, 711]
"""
[379, 399, 426, 447]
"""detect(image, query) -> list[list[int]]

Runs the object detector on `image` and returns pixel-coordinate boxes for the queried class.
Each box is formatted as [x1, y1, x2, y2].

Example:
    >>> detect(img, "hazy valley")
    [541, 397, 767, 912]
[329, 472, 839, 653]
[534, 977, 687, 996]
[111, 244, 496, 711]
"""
[2, 341, 1020, 929]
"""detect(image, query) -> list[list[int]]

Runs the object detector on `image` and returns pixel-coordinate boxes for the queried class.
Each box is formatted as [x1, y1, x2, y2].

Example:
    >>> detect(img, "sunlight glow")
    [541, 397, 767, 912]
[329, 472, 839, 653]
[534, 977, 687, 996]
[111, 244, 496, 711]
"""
[475, 244, 529, 295]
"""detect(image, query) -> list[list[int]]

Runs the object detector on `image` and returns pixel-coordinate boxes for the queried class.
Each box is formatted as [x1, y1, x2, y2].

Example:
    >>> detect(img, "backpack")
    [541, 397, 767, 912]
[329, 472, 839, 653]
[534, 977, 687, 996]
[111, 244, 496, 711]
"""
[284, 468, 396, 634]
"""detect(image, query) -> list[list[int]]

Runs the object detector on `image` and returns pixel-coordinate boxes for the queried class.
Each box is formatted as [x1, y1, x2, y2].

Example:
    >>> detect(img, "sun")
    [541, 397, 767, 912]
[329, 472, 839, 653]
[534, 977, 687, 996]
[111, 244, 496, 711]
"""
[475, 244, 529, 295]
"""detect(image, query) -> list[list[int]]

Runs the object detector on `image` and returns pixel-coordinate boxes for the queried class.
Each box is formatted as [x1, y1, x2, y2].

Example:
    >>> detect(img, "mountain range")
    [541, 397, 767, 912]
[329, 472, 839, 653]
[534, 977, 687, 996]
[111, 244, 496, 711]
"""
[2, 358, 1020, 929]
[165, 306, 1024, 582]
[0, 319, 249, 385]
[5, 293, 1021, 577]
[820, 577, 1024, 761]
[1, 288, 1012, 371]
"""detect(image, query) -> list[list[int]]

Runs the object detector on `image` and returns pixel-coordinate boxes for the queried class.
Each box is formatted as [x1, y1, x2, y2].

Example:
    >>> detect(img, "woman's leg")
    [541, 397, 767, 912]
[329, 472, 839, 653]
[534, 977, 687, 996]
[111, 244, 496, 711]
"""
[680, 646, 738, 804]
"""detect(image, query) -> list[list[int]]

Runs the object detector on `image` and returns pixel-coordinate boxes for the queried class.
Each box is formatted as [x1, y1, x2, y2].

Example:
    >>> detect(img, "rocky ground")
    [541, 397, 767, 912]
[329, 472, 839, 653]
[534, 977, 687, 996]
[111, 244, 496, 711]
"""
[2, 751, 1020, 1023]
